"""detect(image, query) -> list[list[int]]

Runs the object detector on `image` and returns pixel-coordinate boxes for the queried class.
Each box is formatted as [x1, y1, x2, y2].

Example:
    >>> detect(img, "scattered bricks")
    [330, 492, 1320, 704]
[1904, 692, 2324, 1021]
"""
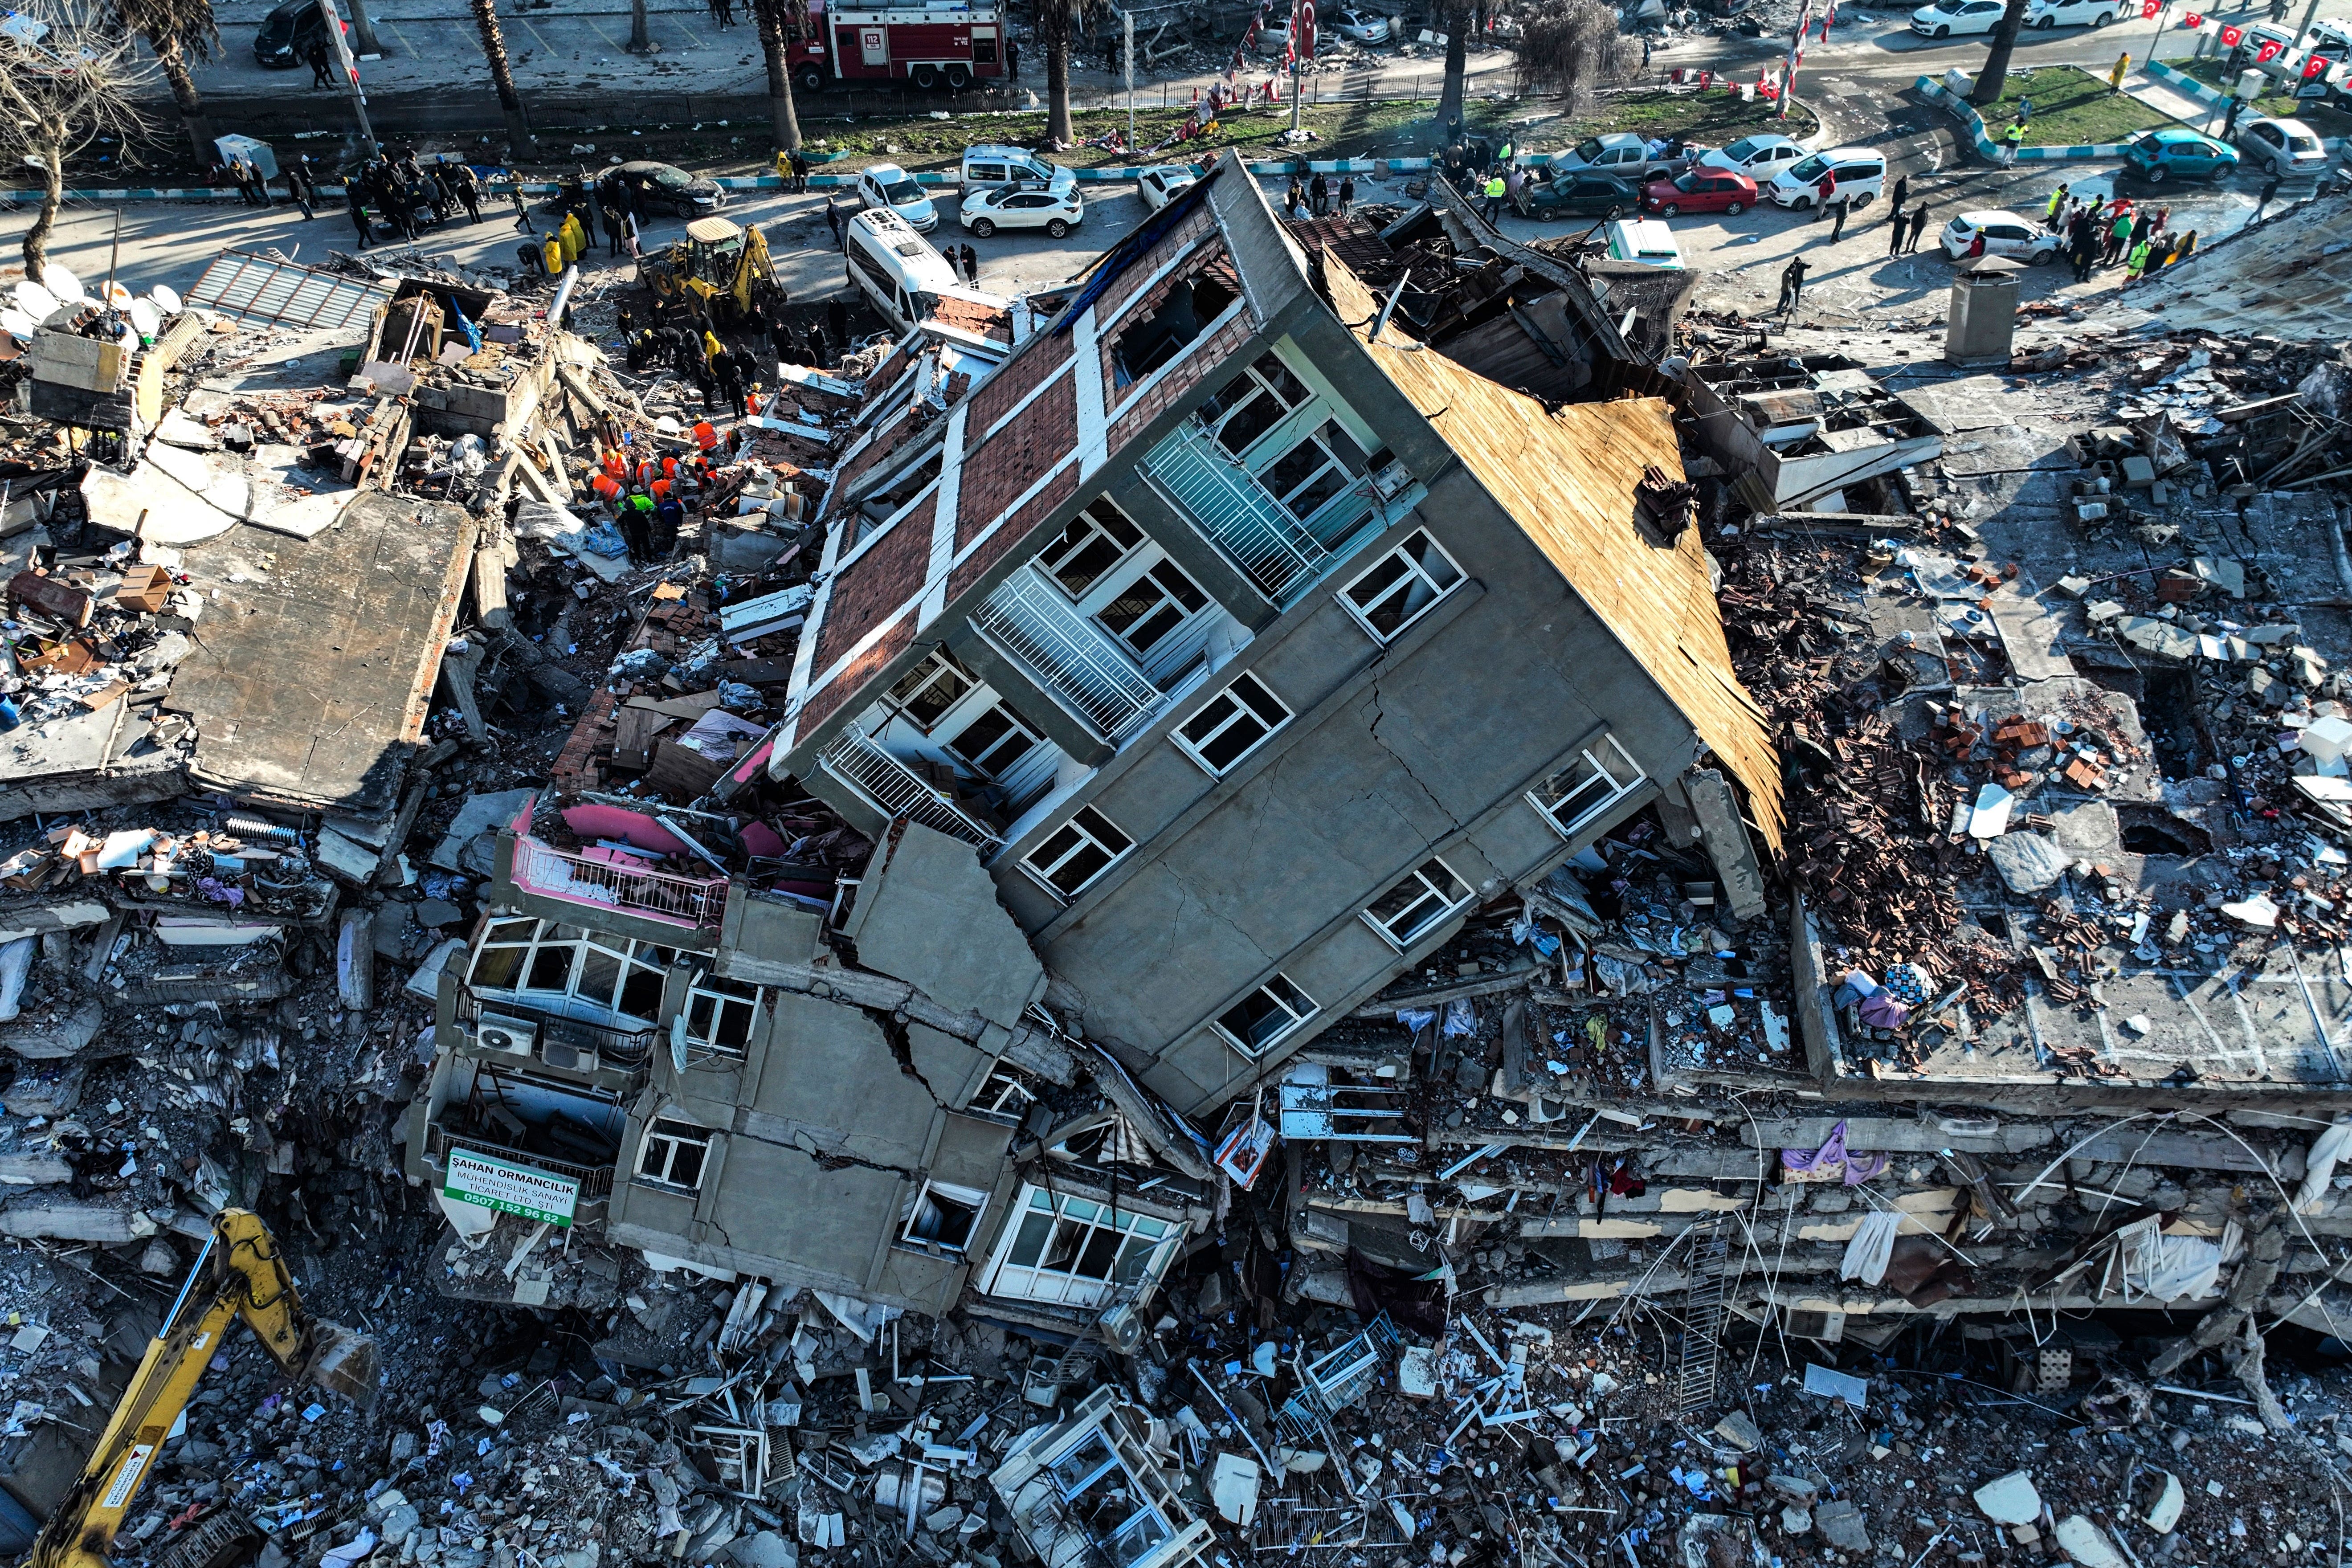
[2063, 757, 2107, 790]
[549, 688, 620, 796]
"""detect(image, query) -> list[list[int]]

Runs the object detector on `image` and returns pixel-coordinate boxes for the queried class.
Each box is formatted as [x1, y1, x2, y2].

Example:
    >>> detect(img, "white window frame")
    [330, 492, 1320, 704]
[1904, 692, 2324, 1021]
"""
[1258, 419, 1371, 526]
[1172, 671, 1291, 778]
[1020, 805, 1134, 902]
[977, 1183, 1181, 1309]
[899, 1179, 990, 1254]
[943, 697, 1046, 780]
[681, 975, 764, 1060]
[635, 1117, 712, 1191]
[466, 918, 673, 1027]
[1361, 857, 1474, 950]
[1202, 351, 1315, 459]
[1212, 973, 1320, 1058]
[884, 647, 980, 734]
[1339, 528, 1465, 645]
[1526, 735, 1647, 838]
[1037, 497, 1146, 600]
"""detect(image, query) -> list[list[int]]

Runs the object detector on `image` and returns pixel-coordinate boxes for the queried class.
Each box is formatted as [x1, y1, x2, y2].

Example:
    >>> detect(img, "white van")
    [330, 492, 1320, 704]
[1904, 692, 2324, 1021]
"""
[1604, 219, 1684, 270]
[1767, 146, 1888, 211]
[842, 208, 961, 335]
[960, 143, 1076, 200]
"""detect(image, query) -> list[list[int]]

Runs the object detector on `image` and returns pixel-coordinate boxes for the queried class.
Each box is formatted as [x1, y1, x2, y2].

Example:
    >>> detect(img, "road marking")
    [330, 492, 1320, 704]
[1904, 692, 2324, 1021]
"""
[586, 16, 625, 51]
[676, 20, 708, 47]
[519, 15, 562, 55]
[383, 18, 419, 57]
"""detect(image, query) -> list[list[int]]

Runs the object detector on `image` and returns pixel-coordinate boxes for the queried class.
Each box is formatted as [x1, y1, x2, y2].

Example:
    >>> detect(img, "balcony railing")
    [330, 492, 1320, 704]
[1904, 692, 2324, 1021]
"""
[509, 834, 730, 929]
[424, 1125, 615, 1199]
[972, 568, 1164, 740]
[1143, 422, 1332, 605]
[818, 729, 1004, 848]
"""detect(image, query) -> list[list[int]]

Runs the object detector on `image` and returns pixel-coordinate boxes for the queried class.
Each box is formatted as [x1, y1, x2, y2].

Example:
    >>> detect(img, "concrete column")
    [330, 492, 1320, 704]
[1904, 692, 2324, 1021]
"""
[1686, 767, 1768, 925]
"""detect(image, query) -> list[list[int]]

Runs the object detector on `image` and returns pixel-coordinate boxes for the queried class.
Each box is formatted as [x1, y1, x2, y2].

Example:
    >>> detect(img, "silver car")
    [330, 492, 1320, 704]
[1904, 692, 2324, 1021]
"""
[2236, 116, 2330, 177]
[1332, 7, 1392, 43]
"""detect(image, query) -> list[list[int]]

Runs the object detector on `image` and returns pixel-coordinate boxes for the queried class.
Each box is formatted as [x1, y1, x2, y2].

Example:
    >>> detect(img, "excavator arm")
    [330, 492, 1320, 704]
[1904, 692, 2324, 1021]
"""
[27, 1210, 377, 1568]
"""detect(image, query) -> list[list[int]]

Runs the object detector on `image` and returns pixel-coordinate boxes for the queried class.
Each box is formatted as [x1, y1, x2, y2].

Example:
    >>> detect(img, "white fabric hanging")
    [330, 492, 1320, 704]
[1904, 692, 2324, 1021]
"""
[1839, 1209, 1904, 1285]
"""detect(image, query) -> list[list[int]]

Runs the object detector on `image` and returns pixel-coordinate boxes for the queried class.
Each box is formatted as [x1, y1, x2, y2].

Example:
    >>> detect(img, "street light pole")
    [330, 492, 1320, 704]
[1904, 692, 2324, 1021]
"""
[315, 0, 380, 156]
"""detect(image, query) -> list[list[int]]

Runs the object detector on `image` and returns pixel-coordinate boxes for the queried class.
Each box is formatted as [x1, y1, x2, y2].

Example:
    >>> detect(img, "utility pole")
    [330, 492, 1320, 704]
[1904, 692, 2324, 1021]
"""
[315, 0, 380, 156]
[1780, 0, 1811, 119]
[2143, 0, 2172, 70]
[1123, 9, 1134, 150]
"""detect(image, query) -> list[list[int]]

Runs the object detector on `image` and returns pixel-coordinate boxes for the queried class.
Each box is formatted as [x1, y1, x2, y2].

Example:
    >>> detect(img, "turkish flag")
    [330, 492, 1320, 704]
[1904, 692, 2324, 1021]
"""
[2306, 52, 2328, 75]
[2182, 11, 2201, 25]
[2140, 0, 2159, 18]
[2220, 23, 2240, 44]
[2256, 36, 2283, 58]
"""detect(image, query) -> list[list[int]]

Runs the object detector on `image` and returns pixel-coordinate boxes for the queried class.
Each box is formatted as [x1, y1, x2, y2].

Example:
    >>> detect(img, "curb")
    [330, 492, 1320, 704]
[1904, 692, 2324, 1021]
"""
[2143, 57, 2229, 106]
[1914, 72, 2131, 163]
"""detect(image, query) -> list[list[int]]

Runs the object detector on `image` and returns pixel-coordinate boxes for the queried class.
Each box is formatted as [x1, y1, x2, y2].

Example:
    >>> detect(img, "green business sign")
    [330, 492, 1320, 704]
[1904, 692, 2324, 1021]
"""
[442, 1148, 581, 1228]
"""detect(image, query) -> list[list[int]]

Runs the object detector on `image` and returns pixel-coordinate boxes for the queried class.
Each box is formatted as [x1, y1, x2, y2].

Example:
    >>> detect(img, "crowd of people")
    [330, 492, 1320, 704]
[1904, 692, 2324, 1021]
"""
[343, 150, 485, 248]
[2042, 183, 2197, 283]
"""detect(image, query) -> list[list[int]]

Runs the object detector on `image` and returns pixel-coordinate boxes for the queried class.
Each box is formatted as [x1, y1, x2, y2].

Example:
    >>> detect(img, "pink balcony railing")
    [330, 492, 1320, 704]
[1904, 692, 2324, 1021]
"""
[509, 834, 729, 928]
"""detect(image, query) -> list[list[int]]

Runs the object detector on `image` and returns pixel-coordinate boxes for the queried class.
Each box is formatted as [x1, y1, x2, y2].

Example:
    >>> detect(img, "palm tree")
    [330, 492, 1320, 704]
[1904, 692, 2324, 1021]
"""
[116, 0, 218, 166]
[1970, 0, 2034, 105]
[1512, 0, 1634, 114]
[1036, 0, 1098, 146]
[750, 0, 804, 153]
[468, 0, 533, 159]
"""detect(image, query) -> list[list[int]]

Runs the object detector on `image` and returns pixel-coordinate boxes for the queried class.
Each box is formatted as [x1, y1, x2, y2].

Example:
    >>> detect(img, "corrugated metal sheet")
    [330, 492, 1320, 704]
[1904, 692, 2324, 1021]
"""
[1325, 253, 1785, 851]
[183, 250, 396, 331]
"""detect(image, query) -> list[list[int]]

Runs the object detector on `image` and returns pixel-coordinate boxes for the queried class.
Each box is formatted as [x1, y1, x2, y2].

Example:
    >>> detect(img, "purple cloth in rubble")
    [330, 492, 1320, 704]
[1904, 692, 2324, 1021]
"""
[1780, 1118, 1890, 1187]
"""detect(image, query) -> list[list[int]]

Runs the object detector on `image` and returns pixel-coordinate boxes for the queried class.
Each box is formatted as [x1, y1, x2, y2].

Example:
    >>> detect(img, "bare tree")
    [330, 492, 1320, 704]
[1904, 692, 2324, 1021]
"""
[467, 0, 533, 159]
[749, 0, 805, 154]
[1969, 0, 2033, 105]
[1512, 0, 1635, 114]
[0, 0, 154, 280]
[1436, 0, 1471, 135]
[1036, 0, 1099, 146]
[117, 0, 218, 165]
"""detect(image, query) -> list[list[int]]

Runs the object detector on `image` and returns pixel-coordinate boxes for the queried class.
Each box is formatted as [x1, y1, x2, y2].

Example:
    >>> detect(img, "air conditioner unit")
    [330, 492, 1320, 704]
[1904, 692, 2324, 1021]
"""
[540, 1039, 600, 1074]
[474, 1012, 538, 1056]
[1369, 459, 1414, 501]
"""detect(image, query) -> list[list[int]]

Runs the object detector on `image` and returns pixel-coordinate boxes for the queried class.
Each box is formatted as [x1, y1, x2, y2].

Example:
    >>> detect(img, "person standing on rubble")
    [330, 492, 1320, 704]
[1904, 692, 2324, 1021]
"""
[2253, 172, 2282, 219]
[653, 490, 684, 560]
[618, 488, 654, 564]
[1775, 256, 1808, 318]
[713, 344, 745, 414]
[346, 183, 373, 249]
[2124, 232, 2154, 281]
[600, 196, 625, 256]
[826, 295, 848, 352]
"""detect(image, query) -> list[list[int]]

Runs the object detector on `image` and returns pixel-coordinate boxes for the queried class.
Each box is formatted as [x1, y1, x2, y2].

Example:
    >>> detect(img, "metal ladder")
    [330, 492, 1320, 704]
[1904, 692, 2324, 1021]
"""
[1676, 1214, 1734, 1416]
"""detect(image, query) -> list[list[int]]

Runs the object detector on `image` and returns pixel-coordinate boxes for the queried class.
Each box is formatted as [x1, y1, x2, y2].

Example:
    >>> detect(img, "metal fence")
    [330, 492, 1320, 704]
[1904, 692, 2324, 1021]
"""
[511, 837, 730, 927]
[972, 569, 1164, 739]
[818, 730, 1004, 848]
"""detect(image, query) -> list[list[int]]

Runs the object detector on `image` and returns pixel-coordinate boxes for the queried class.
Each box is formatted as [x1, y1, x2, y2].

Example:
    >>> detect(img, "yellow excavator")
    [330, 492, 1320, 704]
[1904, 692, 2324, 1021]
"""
[27, 1209, 377, 1568]
[640, 216, 783, 330]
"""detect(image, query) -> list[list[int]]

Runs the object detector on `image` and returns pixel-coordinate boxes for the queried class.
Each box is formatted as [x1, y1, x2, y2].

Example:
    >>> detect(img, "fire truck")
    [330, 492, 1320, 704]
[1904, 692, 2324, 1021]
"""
[787, 0, 1009, 91]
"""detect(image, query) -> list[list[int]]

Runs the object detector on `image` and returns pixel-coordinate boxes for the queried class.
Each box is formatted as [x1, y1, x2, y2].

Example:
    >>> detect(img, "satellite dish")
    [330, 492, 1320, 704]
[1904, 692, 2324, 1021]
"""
[12, 280, 57, 319]
[150, 283, 182, 314]
[129, 298, 160, 337]
[0, 308, 34, 343]
[38, 261, 82, 303]
[102, 280, 132, 309]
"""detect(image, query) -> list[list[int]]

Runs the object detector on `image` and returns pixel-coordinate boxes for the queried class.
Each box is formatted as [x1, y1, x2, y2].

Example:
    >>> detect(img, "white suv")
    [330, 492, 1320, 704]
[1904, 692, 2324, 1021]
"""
[960, 144, 1074, 200]
[1767, 147, 1888, 210]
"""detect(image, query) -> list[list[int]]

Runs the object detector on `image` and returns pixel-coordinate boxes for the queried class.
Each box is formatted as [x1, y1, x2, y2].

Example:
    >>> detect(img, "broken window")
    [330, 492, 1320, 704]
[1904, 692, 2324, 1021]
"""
[1097, 559, 1208, 657]
[1039, 498, 1144, 597]
[467, 919, 673, 1025]
[682, 975, 763, 1058]
[1527, 735, 1646, 838]
[900, 1179, 989, 1253]
[851, 450, 943, 547]
[1021, 805, 1134, 901]
[979, 1184, 1179, 1307]
[1213, 973, 1319, 1057]
[886, 647, 979, 732]
[635, 1117, 711, 1190]
[1109, 267, 1242, 389]
[969, 1059, 1043, 1123]
[1201, 352, 1311, 457]
[1363, 857, 1474, 949]
[944, 698, 1045, 779]
[1259, 419, 1370, 524]
[1173, 671, 1290, 776]
[1340, 529, 1464, 643]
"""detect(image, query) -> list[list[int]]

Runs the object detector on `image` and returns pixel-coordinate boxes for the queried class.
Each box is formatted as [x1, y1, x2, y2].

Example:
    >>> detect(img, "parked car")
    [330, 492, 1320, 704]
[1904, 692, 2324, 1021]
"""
[1939, 210, 2062, 262]
[1605, 219, 1684, 269]
[855, 163, 938, 233]
[2236, 116, 2330, 177]
[2025, 0, 2126, 26]
[254, 0, 337, 67]
[1766, 146, 1887, 209]
[597, 161, 726, 217]
[1331, 7, 1393, 43]
[1695, 132, 1805, 181]
[1136, 164, 1198, 212]
[1911, 0, 2004, 36]
[1514, 169, 1643, 221]
[960, 144, 1074, 200]
[1550, 131, 1692, 183]
[2120, 127, 2240, 183]
[1640, 168, 1758, 216]
[960, 183, 1085, 238]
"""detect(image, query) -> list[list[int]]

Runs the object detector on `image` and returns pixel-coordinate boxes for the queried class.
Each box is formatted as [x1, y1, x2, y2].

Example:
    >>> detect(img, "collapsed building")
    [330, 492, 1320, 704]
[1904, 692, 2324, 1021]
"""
[0, 168, 2350, 1568]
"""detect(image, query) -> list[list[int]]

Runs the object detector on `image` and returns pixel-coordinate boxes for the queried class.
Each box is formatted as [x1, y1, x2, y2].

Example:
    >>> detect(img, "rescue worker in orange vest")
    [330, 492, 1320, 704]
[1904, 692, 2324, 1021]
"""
[693, 419, 719, 453]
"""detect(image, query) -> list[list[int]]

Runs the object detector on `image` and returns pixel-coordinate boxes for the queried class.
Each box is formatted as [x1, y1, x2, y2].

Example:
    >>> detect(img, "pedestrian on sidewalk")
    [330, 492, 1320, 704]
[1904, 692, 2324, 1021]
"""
[455, 166, 482, 224]
[346, 186, 372, 249]
[826, 296, 848, 348]
[1887, 173, 1908, 217]
[2107, 51, 2130, 93]
[1641, 34, 1652, 70]
[2219, 96, 2242, 141]
[1776, 257, 1808, 317]
[1811, 167, 1836, 218]
[824, 194, 843, 243]
[1828, 190, 1850, 241]
[307, 38, 333, 88]
[1481, 170, 1506, 222]
[285, 165, 314, 219]
[791, 149, 809, 193]
[511, 184, 534, 233]
[1006, 38, 1019, 79]
[1905, 203, 1929, 253]
[2253, 173, 2281, 218]
[2001, 119, 2026, 162]
[1309, 171, 1329, 216]
[960, 242, 979, 283]
[1886, 199, 1907, 255]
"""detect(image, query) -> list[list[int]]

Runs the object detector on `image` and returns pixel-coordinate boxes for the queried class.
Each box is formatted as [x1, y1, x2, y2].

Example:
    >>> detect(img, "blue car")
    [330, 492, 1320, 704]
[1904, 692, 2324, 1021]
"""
[2120, 127, 2241, 184]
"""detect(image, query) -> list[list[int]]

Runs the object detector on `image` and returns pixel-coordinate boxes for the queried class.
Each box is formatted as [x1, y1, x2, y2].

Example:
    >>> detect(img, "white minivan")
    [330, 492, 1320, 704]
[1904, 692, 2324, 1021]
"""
[842, 207, 961, 335]
[960, 143, 1076, 200]
[1767, 146, 1888, 210]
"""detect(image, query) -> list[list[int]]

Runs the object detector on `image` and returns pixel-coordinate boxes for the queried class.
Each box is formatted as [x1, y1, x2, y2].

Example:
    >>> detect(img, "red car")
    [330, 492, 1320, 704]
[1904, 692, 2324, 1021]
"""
[1640, 169, 1758, 217]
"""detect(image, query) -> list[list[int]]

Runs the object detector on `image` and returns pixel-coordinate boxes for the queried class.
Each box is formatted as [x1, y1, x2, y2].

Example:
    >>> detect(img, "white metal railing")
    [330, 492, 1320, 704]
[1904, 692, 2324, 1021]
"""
[818, 729, 1004, 848]
[1143, 422, 1330, 604]
[510, 836, 730, 927]
[972, 569, 1164, 740]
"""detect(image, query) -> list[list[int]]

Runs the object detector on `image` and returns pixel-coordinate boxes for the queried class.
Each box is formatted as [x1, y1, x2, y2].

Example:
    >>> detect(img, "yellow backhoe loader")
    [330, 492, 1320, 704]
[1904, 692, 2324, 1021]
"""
[640, 217, 782, 330]
[26, 1209, 377, 1568]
